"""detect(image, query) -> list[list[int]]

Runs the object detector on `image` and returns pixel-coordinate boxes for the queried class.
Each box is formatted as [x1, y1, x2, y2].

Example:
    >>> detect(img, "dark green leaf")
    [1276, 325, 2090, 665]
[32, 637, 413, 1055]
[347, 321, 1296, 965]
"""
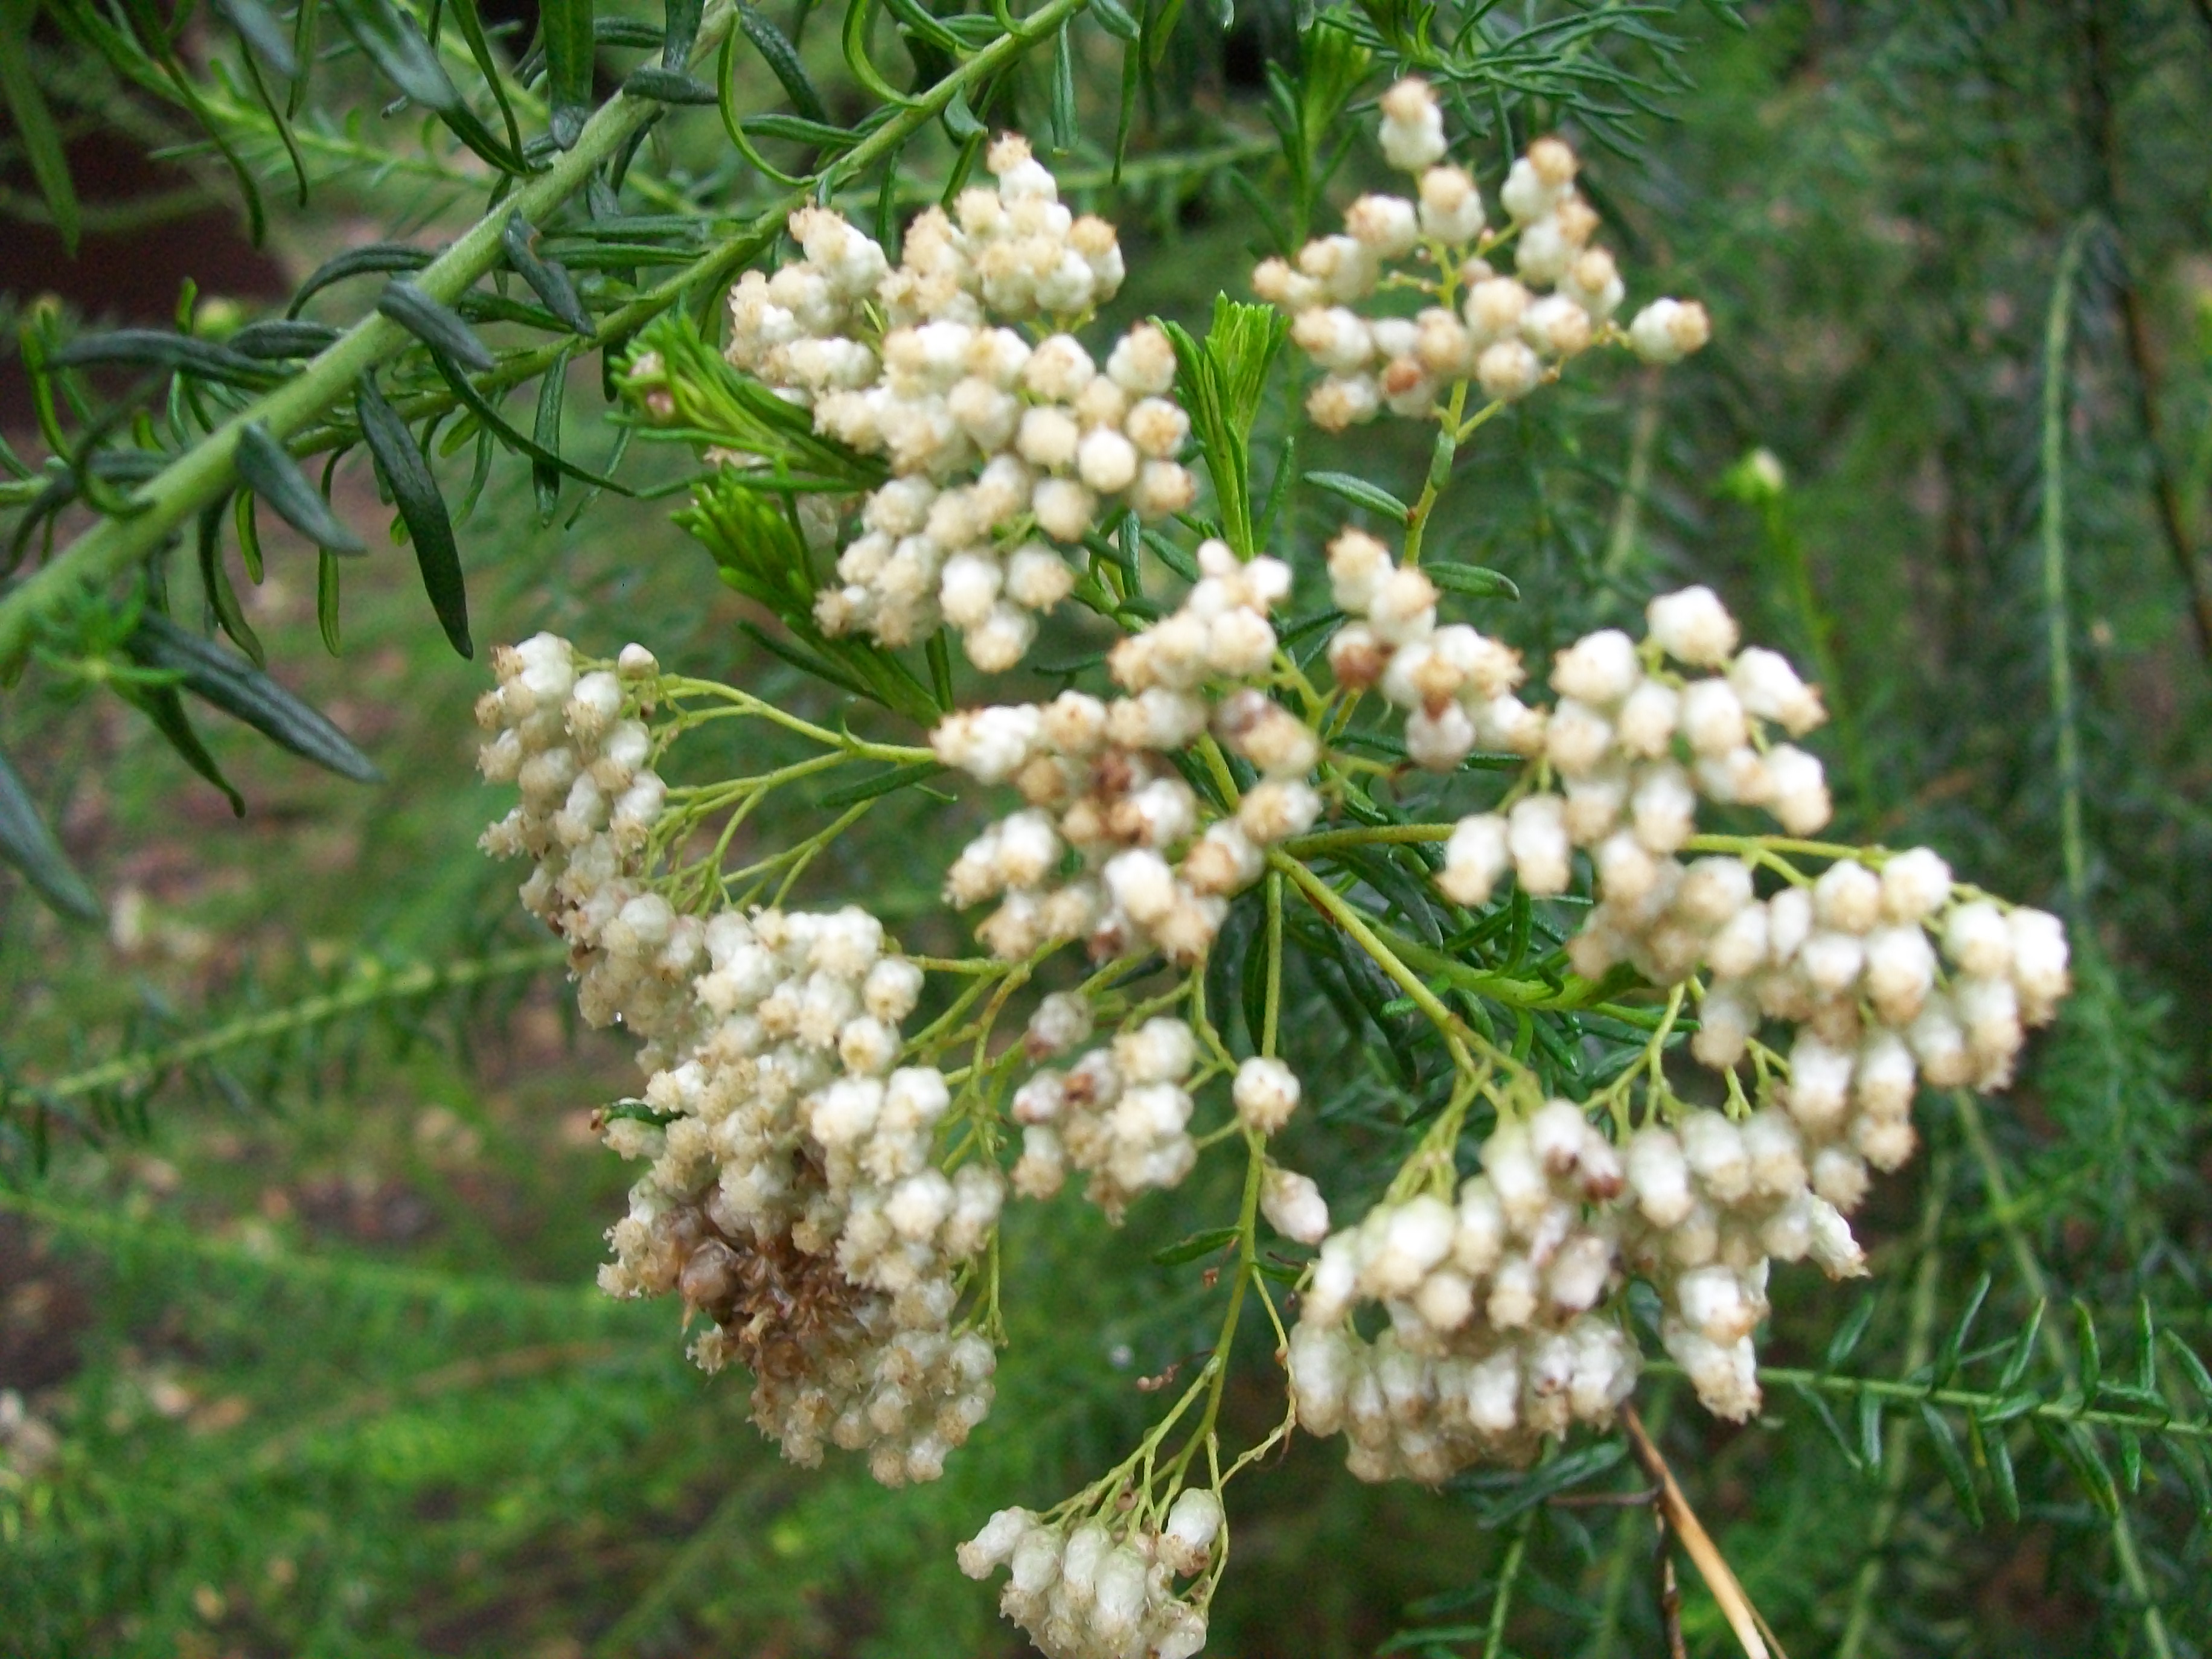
[332, 0, 523, 170]
[1825, 1293, 1877, 1368]
[127, 683, 245, 816]
[1858, 1392, 1884, 1471]
[816, 761, 944, 809]
[624, 64, 716, 102]
[1427, 561, 1521, 603]
[125, 611, 381, 783]
[502, 214, 595, 336]
[2073, 1298, 2102, 1404]
[54, 330, 279, 389]
[228, 320, 341, 360]
[1305, 469, 1410, 522]
[1997, 1299, 2045, 1392]
[428, 352, 631, 491]
[1049, 22, 1076, 152]
[234, 423, 365, 555]
[446, 0, 527, 159]
[532, 348, 568, 523]
[316, 548, 343, 655]
[1980, 1414, 2021, 1523]
[662, 0, 703, 63]
[2158, 1329, 2212, 1405]
[356, 374, 470, 658]
[0, 0, 79, 255]
[288, 244, 434, 318]
[1936, 1271, 1993, 1386]
[1450, 1440, 1627, 1525]
[0, 743, 101, 922]
[540, 0, 592, 142]
[377, 280, 497, 373]
[2032, 1417, 2118, 1516]
[1919, 1402, 1983, 1527]
[1152, 1226, 1238, 1265]
[196, 499, 264, 666]
[735, 2, 826, 121]
[1791, 1381, 1862, 1471]
[209, 0, 298, 75]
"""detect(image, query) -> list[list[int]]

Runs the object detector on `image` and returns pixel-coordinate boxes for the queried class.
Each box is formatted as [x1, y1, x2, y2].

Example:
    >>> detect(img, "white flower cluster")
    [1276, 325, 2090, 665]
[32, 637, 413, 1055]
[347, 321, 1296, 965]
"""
[723, 135, 1197, 670]
[1009, 1016, 1201, 1222]
[933, 542, 1320, 967]
[476, 635, 1000, 1486]
[1288, 1101, 1638, 1480]
[1255, 77, 1709, 431]
[958, 1493, 1221, 1659]
[1616, 1102, 1869, 1421]
[1323, 526, 1533, 770]
[1436, 584, 1833, 918]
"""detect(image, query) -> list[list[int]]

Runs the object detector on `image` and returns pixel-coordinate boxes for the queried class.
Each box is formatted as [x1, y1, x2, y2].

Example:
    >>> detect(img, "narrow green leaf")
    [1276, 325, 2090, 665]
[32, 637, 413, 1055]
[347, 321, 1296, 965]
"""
[2158, 1328, 2212, 1405]
[196, 499, 264, 666]
[126, 611, 381, 782]
[429, 352, 631, 491]
[0, 0, 79, 255]
[624, 63, 715, 102]
[662, 0, 704, 63]
[54, 330, 279, 389]
[2135, 1296, 2157, 1395]
[2118, 1427, 2143, 1494]
[1049, 22, 1076, 153]
[1152, 1225, 1239, 1265]
[2073, 1299, 2102, 1404]
[1427, 561, 1521, 603]
[1936, 1270, 1993, 1386]
[2033, 1417, 2119, 1516]
[1919, 1402, 1984, 1528]
[817, 761, 945, 809]
[1790, 1380, 1861, 1471]
[447, 0, 528, 159]
[287, 244, 433, 317]
[1858, 1392, 1884, 1471]
[735, 1, 826, 121]
[1092, 0, 1139, 40]
[234, 490, 266, 583]
[357, 374, 471, 658]
[1305, 469, 1410, 523]
[1977, 1413, 2021, 1524]
[541, 0, 595, 138]
[235, 423, 365, 555]
[209, 0, 298, 75]
[316, 549, 343, 655]
[332, 0, 523, 170]
[0, 743, 100, 922]
[1997, 1299, 2045, 1392]
[228, 319, 341, 360]
[1824, 1293, 1878, 1369]
[502, 214, 595, 336]
[532, 348, 568, 523]
[128, 684, 245, 816]
[377, 280, 497, 372]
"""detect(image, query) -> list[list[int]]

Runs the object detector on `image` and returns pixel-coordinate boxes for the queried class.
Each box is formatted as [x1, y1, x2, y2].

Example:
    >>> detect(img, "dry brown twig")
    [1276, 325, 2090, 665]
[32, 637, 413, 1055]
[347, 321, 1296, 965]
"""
[1622, 1405, 1789, 1659]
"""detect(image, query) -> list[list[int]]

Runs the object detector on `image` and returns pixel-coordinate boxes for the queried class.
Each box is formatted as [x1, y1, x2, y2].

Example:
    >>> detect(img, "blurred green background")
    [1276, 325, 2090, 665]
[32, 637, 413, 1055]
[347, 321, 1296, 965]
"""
[4, 1, 2210, 1654]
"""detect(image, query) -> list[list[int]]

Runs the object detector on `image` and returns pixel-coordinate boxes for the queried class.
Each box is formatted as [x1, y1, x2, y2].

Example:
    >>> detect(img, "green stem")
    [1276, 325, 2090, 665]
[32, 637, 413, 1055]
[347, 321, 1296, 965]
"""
[14, 944, 563, 1102]
[2041, 217, 2095, 915]
[1483, 1509, 1534, 1659]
